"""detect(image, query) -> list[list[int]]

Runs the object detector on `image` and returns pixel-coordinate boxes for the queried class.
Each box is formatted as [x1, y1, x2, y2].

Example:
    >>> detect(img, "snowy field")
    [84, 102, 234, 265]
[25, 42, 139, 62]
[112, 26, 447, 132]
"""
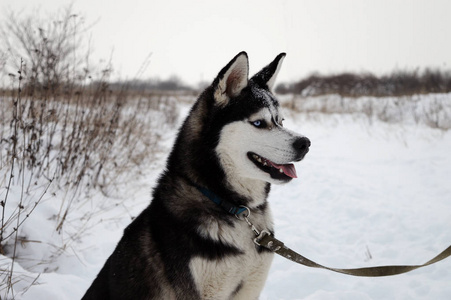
[262, 111, 451, 299]
[2, 94, 451, 299]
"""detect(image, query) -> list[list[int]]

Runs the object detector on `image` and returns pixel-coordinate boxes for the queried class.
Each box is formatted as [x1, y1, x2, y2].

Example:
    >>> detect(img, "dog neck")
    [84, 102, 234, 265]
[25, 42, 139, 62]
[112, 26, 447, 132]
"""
[196, 185, 249, 217]
[225, 177, 269, 208]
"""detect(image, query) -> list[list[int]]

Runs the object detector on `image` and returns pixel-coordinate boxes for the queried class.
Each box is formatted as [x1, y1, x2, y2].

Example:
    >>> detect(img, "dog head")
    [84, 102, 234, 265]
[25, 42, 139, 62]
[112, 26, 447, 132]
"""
[211, 52, 310, 185]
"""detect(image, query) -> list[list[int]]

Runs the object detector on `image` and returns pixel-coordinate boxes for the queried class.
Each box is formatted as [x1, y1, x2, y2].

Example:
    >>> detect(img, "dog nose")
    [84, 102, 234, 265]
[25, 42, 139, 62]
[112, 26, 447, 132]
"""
[293, 137, 311, 160]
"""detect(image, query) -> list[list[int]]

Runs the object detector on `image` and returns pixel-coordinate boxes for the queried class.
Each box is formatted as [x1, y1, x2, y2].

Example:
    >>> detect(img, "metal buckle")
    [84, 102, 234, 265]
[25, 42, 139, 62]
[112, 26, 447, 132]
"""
[254, 230, 271, 246]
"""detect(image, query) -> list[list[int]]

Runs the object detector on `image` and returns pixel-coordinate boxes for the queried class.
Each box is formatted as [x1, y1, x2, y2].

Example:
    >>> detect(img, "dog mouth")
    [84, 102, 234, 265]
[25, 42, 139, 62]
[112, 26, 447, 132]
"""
[247, 152, 297, 181]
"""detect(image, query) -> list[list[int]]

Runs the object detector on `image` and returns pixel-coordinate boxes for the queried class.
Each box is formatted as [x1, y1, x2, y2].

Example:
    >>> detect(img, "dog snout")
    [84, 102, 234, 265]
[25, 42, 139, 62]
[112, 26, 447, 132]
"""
[293, 137, 310, 160]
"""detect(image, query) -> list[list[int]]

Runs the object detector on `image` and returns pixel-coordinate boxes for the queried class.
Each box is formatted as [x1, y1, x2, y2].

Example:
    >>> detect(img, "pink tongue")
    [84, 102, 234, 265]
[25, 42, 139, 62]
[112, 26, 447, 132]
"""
[268, 161, 297, 178]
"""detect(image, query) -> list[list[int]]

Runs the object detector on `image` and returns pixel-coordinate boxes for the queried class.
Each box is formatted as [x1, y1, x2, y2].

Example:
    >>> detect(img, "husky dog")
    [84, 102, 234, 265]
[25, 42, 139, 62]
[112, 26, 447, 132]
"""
[82, 52, 310, 300]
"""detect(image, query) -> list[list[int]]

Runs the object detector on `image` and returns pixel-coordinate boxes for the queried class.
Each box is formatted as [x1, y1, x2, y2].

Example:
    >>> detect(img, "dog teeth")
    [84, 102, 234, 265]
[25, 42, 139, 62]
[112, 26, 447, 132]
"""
[279, 168, 284, 173]
[253, 154, 263, 163]
[252, 154, 269, 166]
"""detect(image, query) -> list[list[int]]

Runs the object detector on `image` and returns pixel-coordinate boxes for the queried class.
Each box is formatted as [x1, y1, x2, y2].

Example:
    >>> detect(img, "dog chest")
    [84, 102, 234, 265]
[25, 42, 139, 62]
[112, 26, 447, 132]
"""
[189, 249, 273, 300]
[190, 217, 274, 299]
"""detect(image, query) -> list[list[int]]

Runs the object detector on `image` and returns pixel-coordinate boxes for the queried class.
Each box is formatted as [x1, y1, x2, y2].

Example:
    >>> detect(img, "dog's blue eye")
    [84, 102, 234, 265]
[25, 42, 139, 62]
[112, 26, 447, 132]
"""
[252, 120, 262, 128]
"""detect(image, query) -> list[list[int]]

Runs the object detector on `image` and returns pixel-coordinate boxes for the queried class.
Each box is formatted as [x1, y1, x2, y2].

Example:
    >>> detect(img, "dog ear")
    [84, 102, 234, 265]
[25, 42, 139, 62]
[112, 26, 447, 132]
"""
[251, 53, 286, 91]
[213, 51, 249, 106]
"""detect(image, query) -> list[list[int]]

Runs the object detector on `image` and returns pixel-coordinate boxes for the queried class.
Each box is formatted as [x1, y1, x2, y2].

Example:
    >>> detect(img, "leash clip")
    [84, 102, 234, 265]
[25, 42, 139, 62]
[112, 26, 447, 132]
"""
[235, 206, 260, 236]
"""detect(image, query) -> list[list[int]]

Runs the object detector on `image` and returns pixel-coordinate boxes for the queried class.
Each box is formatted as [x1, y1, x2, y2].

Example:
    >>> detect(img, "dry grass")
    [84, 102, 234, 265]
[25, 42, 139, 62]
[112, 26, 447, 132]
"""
[0, 68, 180, 298]
[280, 93, 451, 130]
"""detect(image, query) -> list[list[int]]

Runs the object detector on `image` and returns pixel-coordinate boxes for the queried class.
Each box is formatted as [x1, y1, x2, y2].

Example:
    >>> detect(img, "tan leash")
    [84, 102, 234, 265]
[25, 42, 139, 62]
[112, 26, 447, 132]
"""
[197, 186, 451, 277]
[254, 230, 451, 277]
[239, 207, 451, 277]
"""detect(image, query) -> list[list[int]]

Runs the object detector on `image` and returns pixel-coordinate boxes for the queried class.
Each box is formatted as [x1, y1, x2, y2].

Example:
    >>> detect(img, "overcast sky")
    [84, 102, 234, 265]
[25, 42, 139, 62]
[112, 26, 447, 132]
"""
[2, 0, 451, 86]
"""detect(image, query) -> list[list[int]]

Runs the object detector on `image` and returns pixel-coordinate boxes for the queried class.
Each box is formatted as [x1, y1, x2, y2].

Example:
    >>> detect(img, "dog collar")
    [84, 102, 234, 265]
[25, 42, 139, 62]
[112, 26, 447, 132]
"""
[196, 186, 248, 217]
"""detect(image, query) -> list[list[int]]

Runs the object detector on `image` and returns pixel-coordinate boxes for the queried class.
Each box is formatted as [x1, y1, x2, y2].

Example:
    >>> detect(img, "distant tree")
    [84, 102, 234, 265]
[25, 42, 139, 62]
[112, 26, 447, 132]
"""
[110, 76, 193, 92]
[276, 69, 451, 97]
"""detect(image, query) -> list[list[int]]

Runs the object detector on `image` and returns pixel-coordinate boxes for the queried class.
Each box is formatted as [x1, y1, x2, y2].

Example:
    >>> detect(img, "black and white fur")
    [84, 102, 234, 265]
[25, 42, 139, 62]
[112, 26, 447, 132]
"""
[82, 52, 310, 300]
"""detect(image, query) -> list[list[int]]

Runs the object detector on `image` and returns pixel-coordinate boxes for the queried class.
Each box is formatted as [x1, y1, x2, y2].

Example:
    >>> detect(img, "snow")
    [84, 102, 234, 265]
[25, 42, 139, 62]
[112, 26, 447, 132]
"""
[262, 112, 451, 299]
[2, 95, 451, 299]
